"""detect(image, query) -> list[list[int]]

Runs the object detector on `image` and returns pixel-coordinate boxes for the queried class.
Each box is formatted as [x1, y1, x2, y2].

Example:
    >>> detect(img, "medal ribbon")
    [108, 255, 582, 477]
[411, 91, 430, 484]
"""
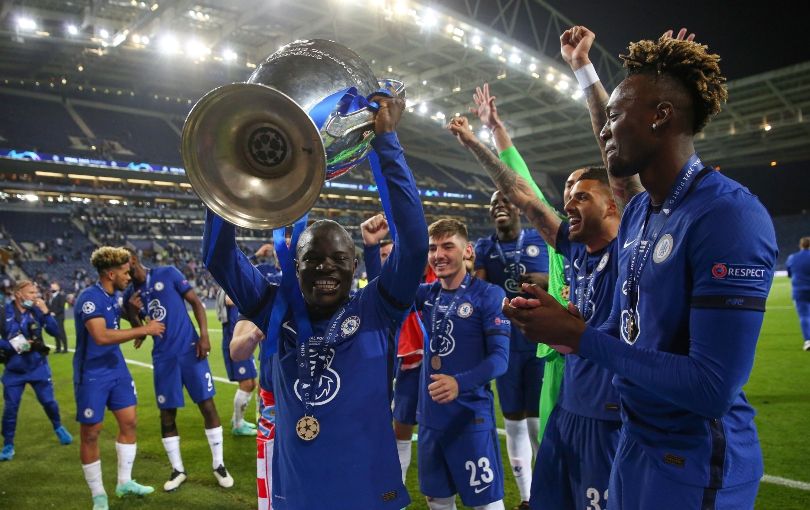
[574, 251, 602, 322]
[625, 154, 705, 330]
[493, 230, 524, 293]
[428, 273, 471, 357]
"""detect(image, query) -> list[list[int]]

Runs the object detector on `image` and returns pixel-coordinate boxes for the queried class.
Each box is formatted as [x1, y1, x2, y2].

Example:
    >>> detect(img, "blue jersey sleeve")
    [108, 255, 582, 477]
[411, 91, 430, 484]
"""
[202, 210, 275, 318]
[37, 309, 59, 338]
[363, 244, 382, 281]
[371, 132, 429, 316]
[473, 239, 487, 271]
[78, 293, 106, 324]
[454, 285, 510, 393]
[580, 194, 777, 418]
[554, 221, 572, 260]
[171, 267, 193, 296]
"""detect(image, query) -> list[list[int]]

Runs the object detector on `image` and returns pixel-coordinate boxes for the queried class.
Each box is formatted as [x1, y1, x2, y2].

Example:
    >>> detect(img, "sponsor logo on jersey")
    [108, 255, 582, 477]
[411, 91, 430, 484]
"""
[294, 344, 341, 406]
[434, 321, 455, 357]
[83, 408, 94, 419]
[148, 299, 167, 322]
[653, 234, 674, 264]
[339, 315, 360, 338]
[457, 302, 473, 318]
[82, 301, 96, 314]
[711, 263, 767, 281]
[154, 281, 164, 291]
[526, 245, 540, 257]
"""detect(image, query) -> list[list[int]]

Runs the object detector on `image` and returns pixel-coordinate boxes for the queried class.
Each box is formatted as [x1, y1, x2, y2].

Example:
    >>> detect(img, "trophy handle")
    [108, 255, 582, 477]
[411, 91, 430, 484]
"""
[322, 79, 407, 140]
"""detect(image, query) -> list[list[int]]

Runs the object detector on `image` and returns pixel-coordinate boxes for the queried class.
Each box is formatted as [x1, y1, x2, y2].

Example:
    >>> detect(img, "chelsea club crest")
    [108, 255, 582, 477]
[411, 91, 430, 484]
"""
[526, 245, 540, 257]
[340, 315, 360, 338]
[457, 302, 474, 318]
[154, 281, 164, 291]
[653, 234, 674, 264]
[596, 252, 610, 272]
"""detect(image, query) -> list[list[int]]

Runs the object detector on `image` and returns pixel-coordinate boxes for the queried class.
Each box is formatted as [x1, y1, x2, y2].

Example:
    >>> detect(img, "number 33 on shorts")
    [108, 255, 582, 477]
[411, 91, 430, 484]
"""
[586, 487, 608, 510]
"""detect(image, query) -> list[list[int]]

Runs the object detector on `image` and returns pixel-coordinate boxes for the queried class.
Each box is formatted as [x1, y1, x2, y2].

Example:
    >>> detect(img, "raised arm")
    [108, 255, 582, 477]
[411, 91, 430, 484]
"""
[370, 97, 429, 311]
[202, 210, 273, 317]
[360, 214, 389, 281]
[560, 26, 643, 211]
[448, 116, 562, 250]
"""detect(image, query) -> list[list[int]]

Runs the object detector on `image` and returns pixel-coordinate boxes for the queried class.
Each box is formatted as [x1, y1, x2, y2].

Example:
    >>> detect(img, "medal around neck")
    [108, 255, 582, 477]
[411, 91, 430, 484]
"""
[296, 415, 320, 441]
[431, 354, 442, 370]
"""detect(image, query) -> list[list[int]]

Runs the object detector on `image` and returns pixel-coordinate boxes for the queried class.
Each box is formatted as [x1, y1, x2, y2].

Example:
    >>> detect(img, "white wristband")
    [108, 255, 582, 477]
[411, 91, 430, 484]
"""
[574, 63, 600, 90]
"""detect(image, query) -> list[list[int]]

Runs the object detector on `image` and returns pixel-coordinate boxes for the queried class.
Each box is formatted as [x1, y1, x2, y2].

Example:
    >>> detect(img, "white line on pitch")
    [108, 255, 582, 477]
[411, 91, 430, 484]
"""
[52, 345, 810, 492]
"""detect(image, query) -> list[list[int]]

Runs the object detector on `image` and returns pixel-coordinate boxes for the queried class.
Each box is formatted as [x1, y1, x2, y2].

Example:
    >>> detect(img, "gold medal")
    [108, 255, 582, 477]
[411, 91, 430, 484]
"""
[431, 354, 442, 370]
[295, 415, 320, 441]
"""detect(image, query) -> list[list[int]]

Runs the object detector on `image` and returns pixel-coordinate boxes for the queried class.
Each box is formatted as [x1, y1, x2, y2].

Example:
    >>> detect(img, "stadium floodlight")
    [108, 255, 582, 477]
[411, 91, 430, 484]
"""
[16, 17, 37, 31]
[763, 123, 772, 132]
[186, 38, 210, 59]
[490, 44, 503, 55]
[23, 194, 38, 202]
[445, 23, 454, 34]
[132, 34, 141, 44]
[418, 103, 428, 114]
[546, 72, 555, 82]
[99, 28, 110, 39]
[435, 111, 445, 120]
[556, 79, 569, 91]
[66, 24, 79, 36]
[223, 48, 238, 62]
[420, 8, 438, 28]
[471, 34, 481, 45]
[478, 129, 490, 142]
[509, 53, 521, 64]
[159, 34, 180, 55]
[571, 89, 583, 100]
[141, 35, 150, 45]
[528, 62, 537, 72]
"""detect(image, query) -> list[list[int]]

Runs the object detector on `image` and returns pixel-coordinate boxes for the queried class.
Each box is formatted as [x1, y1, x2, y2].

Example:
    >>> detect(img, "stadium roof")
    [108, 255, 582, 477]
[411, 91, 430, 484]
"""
[1, 0, 808, 177]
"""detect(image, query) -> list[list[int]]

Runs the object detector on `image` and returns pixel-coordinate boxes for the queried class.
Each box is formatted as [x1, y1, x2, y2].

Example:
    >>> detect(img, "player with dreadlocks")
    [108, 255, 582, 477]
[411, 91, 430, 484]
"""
[502, 33, 777, 509]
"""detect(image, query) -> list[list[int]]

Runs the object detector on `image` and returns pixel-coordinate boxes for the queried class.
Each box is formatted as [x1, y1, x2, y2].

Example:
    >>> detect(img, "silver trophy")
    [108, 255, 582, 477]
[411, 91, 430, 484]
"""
[182, 39, 404, 229]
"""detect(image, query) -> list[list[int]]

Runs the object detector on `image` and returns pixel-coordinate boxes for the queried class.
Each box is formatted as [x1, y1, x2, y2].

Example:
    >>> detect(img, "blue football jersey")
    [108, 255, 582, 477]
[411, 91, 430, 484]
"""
[415, 277, 510, 432]
[74, 283, 130, 384]
[268, 278, 409, 509]
[555, 222, 622, 421]
[124, 266, 198, 359]
[600, 164, 777, 488]
[786, 250, 810, 301]
[475, 228, 549, 352]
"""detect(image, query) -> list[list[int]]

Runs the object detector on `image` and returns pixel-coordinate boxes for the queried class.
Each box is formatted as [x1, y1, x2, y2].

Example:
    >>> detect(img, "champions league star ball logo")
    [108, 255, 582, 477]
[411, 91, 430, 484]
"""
[339, 315, 360, 338]
[82, 301, 96, 314]
[294, 345, 341, 406]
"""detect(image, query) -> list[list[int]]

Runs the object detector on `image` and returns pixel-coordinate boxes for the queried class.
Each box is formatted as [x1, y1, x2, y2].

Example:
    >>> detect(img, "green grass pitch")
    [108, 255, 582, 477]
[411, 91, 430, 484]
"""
[0, 276, 808, 508]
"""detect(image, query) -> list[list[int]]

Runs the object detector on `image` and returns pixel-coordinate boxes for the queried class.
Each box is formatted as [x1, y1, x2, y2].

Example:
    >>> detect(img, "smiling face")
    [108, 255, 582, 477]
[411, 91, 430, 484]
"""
[296, 221, 357, 312]
[489, 190, 520, 229]
[428, 233, 472, 281]
[564, 178, 614, 244]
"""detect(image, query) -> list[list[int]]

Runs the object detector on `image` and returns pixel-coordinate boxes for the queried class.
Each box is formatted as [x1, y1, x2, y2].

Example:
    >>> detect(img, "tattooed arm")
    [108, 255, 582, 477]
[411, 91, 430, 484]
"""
[561, 25, 643, 211]
[448, 117, 562, 249]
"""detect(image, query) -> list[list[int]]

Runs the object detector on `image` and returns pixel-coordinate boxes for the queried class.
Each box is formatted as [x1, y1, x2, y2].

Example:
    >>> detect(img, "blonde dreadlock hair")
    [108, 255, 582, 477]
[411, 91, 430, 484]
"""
[620, 36, 728, 134]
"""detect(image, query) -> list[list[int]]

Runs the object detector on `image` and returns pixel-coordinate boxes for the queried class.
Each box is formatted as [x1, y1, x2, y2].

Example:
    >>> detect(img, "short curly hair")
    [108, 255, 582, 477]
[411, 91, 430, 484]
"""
[621, 36, 728, 133]
[90, 246, 131, 273]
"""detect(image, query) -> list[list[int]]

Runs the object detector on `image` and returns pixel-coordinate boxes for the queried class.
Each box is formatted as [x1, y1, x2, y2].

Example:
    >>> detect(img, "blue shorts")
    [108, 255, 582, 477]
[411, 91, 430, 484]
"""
[418, 426, 504, 507]
[222, 344, 257, 382]
[153, 354, 216, 409]
[496, 350, 544, 415]
[531, 406, 621, 510]
[75, 376, 137, 424]
[609, 429, 760, 509]
[795, 300, 810, 340]
[392, 361, 420, 425]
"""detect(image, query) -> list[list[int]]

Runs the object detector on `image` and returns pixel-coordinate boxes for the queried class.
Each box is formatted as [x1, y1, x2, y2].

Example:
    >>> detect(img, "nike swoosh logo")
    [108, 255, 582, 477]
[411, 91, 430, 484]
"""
[474, 485, 491, 494]
[623, 238, 636, 249]
[489, 253, 500, 258]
